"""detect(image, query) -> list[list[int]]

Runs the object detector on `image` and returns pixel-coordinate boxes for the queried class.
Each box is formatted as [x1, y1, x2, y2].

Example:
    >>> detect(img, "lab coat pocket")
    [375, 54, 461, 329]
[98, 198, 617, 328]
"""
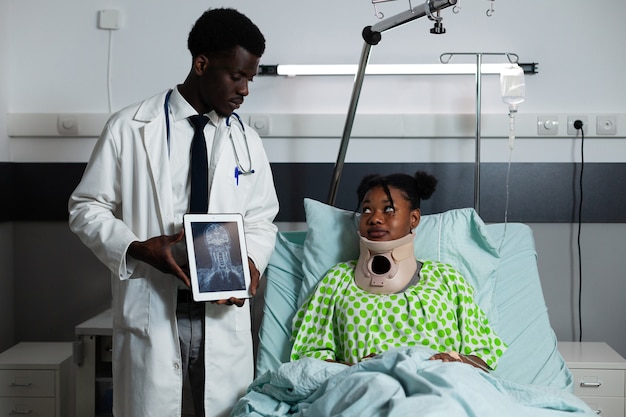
[235, 302, 252, 332]
[206, 302, 251, 332]
[114, 278, 151, 336]
[213, 164, 254, 205]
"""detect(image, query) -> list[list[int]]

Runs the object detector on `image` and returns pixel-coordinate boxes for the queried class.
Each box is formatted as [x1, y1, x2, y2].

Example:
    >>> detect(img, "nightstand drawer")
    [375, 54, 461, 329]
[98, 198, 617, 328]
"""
[0, 397, 56, 415]
[578, 396, 624, 417]
[0, 370, 55, 398]
[570, 368, 625, 398]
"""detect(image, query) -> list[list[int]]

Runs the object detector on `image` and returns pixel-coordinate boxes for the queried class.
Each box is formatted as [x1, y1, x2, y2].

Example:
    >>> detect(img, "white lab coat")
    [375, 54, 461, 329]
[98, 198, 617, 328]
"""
[68, 90, 279, 417]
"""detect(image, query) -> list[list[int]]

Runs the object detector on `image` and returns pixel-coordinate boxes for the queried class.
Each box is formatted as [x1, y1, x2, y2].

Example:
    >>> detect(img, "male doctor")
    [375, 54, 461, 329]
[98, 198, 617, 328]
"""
[68, 8, 278, 417]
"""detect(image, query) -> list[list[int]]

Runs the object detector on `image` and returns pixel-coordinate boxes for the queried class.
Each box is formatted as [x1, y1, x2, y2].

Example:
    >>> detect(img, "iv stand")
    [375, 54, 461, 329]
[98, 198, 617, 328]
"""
[439, 52, 519, 214]
[327, 0, 458, 206]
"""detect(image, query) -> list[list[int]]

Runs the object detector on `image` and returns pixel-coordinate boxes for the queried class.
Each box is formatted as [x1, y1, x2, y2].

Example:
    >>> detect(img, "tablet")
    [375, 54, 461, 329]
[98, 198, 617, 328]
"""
[183, 213, 251, 302]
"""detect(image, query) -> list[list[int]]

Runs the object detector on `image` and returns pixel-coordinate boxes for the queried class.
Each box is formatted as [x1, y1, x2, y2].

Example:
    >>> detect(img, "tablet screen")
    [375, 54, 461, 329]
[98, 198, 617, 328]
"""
[183, 213, 251, 302]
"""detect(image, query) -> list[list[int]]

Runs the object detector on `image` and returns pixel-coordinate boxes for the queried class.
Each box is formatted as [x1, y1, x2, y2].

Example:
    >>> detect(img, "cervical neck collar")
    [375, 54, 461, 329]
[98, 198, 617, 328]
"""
[354, 233, 417, 294]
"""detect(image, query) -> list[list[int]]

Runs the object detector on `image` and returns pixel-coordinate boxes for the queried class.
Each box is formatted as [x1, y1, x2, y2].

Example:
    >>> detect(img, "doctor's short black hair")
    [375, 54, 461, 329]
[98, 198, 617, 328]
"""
[187, 8, 265, 59]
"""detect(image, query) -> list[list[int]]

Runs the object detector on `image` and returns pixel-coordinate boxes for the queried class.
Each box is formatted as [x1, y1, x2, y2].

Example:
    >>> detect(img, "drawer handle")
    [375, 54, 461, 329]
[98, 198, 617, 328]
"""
[10, 409, 33, 415]
[10, 382, 32, 387]
[580, 381, 602, 388]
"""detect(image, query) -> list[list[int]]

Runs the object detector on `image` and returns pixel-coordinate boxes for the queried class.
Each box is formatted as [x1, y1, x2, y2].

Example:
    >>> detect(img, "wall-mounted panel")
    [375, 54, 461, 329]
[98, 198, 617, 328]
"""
[272, 163, 626, 223]
[8, 113, 626, 139]
[6, 162, 625, 223]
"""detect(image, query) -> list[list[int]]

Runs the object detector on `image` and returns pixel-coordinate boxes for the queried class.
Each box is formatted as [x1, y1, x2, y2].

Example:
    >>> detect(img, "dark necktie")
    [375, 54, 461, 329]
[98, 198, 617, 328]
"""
[188, 115, 210, 213]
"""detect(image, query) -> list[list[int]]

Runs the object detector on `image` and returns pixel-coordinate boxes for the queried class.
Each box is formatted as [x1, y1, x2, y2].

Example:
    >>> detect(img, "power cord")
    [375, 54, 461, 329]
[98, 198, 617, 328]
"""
[574, 119, 584, 342]
[106, 29, 114, 113]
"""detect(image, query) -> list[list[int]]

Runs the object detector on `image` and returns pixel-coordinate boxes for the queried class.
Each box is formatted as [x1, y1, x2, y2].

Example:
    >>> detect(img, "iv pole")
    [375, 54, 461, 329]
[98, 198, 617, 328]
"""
[439, 52, 519, 214]
[326, 0, 458, 206]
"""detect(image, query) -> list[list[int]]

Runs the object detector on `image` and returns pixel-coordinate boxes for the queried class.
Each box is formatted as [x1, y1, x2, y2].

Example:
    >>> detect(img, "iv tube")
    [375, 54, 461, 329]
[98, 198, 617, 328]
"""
[500, 64, 525, 148]
[498, 64, 525, 252]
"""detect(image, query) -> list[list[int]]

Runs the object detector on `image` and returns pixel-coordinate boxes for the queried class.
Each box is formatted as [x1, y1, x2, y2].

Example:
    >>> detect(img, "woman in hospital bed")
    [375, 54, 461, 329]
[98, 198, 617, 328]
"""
[231, 173, 597, 417]
[290, 171, 506, 372]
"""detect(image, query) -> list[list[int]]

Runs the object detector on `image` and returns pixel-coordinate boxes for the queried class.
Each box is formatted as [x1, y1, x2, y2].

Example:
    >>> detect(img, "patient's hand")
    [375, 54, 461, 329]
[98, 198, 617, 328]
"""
[429, 352, 490, 372]
[430, 351, 462, 363]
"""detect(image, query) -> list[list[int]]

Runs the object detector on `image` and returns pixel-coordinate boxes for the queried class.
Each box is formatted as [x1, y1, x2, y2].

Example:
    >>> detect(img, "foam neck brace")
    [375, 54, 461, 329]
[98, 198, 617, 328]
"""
[354, 232, 417, 294]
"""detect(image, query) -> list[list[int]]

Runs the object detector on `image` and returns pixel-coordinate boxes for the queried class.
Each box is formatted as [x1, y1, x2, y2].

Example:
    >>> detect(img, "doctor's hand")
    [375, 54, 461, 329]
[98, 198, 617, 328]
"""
[127, 230, 191, 288]
[247, 258, 261, 296]
[212, 258, 260, 308]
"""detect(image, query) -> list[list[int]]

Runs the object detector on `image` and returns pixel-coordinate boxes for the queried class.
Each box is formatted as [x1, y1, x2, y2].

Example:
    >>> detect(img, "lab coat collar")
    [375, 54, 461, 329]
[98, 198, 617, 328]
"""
[131, 87, 223, 126]
[168, 87, 223, 127]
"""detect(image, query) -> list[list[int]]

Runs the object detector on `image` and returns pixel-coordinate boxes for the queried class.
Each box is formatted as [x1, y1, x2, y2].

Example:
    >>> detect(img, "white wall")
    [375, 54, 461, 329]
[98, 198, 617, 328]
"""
[531, 223, 626, 358]
[7, 0, 626, 162]
[7, 0, 626, 117]
[3, 0, 626, 358]
[0, 0, 7, 160]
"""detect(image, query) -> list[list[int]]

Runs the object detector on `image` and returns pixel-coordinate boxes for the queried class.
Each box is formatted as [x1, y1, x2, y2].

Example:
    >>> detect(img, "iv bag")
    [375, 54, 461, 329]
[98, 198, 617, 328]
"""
[500, 64, 525, 109]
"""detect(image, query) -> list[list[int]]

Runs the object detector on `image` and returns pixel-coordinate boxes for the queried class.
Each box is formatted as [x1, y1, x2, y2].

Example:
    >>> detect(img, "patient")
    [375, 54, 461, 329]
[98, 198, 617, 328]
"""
[290, 171, 507, 371]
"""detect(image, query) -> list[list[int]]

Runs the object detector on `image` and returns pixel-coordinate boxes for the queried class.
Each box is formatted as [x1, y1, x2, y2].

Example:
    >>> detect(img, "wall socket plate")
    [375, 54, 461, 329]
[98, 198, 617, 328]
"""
[596, 115, 617, 135]
[567, 115, 588, 135]
[249, 115, 270, 136]
[537, 115, 559, 135]
[57, 115, 79, 135]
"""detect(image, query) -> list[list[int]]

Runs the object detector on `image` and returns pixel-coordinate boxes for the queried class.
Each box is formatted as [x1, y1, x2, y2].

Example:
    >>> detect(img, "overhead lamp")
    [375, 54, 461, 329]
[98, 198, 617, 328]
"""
[258, 63, 538, 77]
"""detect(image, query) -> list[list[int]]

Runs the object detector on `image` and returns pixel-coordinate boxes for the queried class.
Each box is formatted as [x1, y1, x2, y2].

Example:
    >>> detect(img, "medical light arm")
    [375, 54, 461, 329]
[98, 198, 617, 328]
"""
[327, 0, 458, 206]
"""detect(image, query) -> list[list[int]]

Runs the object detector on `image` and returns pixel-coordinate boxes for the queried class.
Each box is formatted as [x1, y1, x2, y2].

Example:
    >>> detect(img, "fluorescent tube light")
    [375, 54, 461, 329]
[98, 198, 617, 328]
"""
[262, 63, 529, 77]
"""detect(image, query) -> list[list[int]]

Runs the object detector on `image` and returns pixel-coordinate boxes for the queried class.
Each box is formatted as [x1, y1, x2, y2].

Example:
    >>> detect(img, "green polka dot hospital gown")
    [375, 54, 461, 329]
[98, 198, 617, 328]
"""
[291, 260, 507, 369]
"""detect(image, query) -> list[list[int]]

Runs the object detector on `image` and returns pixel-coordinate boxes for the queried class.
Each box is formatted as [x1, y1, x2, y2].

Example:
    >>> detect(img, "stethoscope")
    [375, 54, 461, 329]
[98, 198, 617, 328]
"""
[164, 89, 254, 179]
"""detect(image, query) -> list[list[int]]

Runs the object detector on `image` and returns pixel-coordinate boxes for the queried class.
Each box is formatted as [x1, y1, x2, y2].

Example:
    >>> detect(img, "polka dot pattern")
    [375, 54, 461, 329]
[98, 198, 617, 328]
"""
[291, 260, 506, 368]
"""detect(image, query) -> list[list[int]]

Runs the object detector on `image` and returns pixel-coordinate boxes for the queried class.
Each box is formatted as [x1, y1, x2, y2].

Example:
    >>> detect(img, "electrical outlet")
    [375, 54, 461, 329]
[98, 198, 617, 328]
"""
[596, 115, 617, 135]
[249, 115, 270, 136]
[57, 115, 79, 135]
[537, 116, 559, 135]
[567, 115, 588, 135]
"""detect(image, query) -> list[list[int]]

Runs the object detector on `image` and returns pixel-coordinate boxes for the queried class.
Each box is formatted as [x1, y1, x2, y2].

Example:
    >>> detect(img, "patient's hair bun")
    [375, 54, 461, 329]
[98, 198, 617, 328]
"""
[413, 170, 437, 201]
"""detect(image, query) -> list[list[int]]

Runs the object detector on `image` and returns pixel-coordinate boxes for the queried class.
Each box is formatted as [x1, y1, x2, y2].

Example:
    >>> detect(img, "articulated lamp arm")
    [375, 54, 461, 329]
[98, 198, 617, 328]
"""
[327, 0, 458, 205]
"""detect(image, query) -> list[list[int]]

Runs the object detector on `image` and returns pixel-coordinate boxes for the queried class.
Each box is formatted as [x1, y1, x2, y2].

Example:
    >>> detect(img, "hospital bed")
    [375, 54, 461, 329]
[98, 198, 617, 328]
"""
[232, 198, 597, 416]
[229, 3, 587, 412]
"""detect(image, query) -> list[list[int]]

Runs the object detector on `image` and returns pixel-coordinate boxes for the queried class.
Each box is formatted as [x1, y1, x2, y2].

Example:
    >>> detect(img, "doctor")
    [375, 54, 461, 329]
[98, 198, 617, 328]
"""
[68, 8, 278, 417]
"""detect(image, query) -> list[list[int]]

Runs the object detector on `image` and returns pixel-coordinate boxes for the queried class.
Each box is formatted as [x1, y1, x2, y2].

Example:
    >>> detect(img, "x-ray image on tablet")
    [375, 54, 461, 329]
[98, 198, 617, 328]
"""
[183, 213, 251, 302]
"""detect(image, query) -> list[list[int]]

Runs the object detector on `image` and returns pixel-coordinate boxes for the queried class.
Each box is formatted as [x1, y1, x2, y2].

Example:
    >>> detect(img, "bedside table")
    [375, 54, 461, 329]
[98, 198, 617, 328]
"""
[558, 341, 626, 417]
[0, 342, 73, 417]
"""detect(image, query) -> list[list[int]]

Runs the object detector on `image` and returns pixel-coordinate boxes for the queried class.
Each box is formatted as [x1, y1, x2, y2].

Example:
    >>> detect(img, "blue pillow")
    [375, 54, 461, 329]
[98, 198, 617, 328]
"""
[299, 198, 501, 327]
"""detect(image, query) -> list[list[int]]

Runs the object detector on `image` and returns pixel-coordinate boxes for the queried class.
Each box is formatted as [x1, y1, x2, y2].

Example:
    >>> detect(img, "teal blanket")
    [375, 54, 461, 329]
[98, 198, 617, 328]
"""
[232, 347, 594, 417]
